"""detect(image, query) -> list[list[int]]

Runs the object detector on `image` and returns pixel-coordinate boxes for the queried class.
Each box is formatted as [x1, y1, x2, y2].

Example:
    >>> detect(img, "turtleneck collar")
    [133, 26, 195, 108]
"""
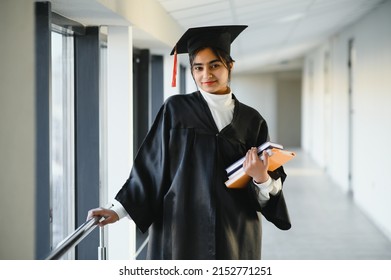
[199, 88, 235, 131]
[199, 88, 234, 108]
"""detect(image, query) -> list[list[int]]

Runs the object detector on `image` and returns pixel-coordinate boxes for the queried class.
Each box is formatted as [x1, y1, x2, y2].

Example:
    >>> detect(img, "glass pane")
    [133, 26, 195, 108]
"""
[50, 28, 75, 259]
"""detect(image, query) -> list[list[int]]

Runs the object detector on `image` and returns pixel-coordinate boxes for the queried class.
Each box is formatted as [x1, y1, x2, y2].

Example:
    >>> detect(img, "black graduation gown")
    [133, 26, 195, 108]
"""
[115, 91, 291, 260]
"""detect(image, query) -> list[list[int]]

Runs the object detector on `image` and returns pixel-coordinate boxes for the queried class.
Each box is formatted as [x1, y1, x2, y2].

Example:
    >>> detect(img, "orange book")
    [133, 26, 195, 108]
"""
[225, 148, 295, 189]
[268, 148, 296, 171]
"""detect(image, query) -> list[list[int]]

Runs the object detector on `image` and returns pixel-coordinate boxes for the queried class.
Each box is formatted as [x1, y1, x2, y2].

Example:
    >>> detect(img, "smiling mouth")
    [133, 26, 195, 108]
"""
[202, 81, 216, 85]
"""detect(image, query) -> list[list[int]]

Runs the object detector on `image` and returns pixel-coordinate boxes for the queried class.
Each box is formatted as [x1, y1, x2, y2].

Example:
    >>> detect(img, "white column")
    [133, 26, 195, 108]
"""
[105, 26, 135, 260]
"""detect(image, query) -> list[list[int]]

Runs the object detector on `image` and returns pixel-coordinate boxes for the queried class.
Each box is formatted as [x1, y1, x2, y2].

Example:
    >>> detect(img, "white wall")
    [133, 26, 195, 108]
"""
[302, 47, 329, 169]
[232, 71, 302, 147]
[302, 0, 391, 240]
[0, 0, 36, 259]
[232, 73, 278, 140]
[348, 0, 391, 240]
[276, 71, 302, 147]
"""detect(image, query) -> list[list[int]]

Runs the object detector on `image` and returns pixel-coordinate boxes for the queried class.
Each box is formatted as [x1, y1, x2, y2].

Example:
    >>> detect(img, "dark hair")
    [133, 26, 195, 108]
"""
[189, 47, 235, 81]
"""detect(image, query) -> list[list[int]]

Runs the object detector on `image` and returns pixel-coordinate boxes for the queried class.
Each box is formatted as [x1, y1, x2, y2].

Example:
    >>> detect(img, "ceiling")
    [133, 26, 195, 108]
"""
[156, 0, 386, 73]
[48, 0, 387, 73]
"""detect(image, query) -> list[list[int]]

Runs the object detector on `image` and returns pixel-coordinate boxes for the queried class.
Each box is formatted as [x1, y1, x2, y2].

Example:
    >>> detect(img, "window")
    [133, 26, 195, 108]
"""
[35, 3, 103, 259]
[50, 25, 75, 259]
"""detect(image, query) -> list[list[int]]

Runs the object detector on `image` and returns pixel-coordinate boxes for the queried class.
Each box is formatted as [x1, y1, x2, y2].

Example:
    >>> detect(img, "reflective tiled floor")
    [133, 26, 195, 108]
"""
[261, 149, 391, 260]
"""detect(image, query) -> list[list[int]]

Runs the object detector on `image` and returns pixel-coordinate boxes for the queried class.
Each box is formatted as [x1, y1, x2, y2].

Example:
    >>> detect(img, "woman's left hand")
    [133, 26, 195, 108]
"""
[242, 147, 270, 184]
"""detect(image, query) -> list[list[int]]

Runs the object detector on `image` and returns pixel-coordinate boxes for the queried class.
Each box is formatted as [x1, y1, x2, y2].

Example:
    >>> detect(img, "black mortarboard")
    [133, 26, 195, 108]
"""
[171, 25, 248, 87]
[170, 25, 248, 55]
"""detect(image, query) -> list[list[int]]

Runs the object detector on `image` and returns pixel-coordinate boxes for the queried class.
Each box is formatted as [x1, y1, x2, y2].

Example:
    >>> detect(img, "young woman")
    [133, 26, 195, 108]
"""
[88, 25, 291, 260]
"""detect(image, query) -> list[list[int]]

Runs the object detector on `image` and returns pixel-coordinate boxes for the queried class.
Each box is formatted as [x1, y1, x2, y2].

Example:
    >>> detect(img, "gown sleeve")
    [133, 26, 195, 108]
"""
[247, 166, 291, 230]
[260, 166, 291, 230]
[114, 104, 171, 233]
[247, 119, 292, 230]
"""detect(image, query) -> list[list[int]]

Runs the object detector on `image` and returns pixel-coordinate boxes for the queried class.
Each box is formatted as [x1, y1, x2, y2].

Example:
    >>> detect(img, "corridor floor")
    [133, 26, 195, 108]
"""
[261, 149, 391, 260]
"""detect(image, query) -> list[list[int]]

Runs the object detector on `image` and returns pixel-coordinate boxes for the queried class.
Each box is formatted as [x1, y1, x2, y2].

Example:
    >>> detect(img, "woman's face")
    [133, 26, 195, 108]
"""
[191, 48, 232, 95]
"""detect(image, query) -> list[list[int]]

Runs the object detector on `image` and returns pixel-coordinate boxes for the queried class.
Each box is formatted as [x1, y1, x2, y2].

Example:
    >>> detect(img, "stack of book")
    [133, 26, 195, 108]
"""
[225, 141, 295, 189]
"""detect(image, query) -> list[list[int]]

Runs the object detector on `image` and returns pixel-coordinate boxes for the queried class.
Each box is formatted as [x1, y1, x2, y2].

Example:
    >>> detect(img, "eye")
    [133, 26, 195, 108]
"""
[193, 66, 203, 72]
[210, 63, 221, 69]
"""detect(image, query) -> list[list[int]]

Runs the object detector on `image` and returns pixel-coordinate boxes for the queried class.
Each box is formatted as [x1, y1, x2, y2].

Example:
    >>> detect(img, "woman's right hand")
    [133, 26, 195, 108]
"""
[87, 207, 119, 227]
[243, 147, 270, 184]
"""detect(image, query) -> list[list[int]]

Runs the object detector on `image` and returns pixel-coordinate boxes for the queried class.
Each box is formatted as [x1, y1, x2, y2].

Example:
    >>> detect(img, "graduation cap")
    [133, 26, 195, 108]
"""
[171, 25, 248, 87]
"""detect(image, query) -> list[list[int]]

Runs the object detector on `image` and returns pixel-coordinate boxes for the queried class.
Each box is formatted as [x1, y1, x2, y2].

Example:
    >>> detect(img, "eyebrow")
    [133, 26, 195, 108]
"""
[192, 59, 221, 66]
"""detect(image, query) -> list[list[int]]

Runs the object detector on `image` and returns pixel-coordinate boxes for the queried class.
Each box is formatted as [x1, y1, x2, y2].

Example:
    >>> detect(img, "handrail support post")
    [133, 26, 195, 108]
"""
[98, 225, 107, 260]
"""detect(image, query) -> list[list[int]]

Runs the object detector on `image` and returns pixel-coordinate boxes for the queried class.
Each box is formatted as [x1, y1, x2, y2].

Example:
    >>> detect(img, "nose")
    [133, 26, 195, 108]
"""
[203, 69, 212, 79]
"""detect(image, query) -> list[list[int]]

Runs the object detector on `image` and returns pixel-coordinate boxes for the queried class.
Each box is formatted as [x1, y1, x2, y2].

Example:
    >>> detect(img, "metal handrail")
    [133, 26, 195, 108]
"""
[45, 216, 104, 260]
[134, 236, 149, 259]
[45, 209, 149, 260]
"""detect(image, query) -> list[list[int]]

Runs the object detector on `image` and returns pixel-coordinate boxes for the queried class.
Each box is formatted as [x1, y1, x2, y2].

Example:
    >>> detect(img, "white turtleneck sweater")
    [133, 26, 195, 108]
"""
[199, 89, 282, 206]
[199, 89, 235, 131]
[112, 90, 282, 219]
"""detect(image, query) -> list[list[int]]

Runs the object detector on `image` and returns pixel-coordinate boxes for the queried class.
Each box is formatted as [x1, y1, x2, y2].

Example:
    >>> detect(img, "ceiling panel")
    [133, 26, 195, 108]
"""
[181, 14, 236, 27]
[169, 2, 230, 20]
[158, 0, 227, 12]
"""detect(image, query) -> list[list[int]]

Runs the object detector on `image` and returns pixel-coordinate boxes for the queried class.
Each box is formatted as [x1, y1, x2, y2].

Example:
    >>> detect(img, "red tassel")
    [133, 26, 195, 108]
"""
[171, 47, 177, 87]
